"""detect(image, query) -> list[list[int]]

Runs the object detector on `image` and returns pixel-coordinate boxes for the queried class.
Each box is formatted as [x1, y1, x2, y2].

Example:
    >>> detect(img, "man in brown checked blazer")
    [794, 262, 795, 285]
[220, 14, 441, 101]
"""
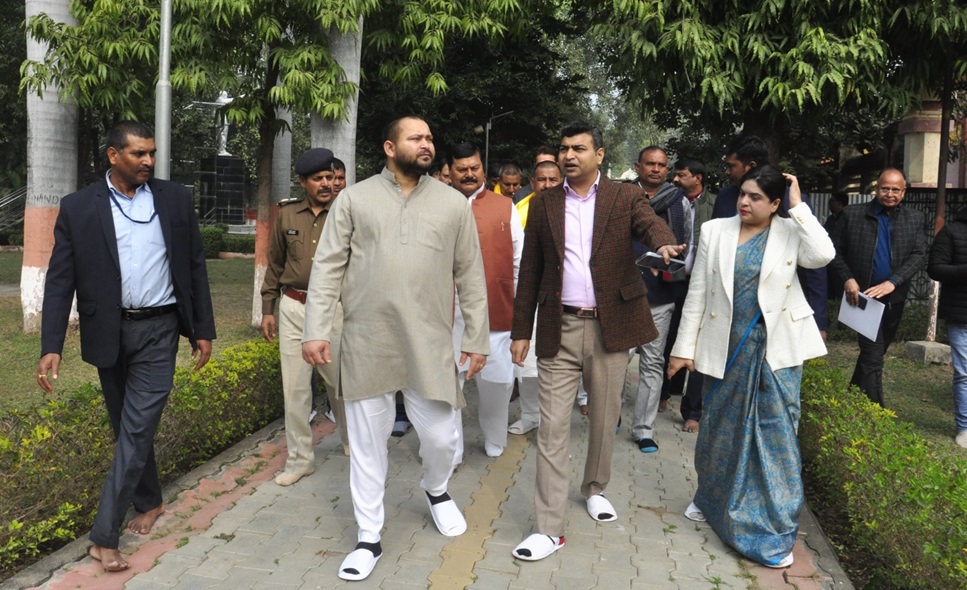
[509, 121, 683, 561]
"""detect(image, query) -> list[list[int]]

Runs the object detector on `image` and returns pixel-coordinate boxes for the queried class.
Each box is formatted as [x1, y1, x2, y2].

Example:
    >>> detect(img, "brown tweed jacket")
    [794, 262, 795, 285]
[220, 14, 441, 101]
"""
[511, 176, 678, 356]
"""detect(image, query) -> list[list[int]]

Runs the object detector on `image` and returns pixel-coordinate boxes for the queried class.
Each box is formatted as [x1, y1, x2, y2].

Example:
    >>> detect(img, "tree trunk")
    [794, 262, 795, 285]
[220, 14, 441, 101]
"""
[250, 43, 282, 327]
[741, 109, 781, 167]
[926, 56, 955, 343]
[250, 107, 291, 326]
[251, 112, 278, 328]
[22, 0, 78, 334]
[311, 20, 363, 183]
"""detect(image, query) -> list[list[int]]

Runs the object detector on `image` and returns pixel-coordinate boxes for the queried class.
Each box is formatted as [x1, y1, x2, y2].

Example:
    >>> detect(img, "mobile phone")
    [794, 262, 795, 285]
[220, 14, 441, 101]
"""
[636, 251, 685, 273]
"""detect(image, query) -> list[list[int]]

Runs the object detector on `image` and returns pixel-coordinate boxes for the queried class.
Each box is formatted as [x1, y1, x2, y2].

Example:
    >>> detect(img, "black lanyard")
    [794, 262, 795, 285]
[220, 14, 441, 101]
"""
[110, 190, 158, 224]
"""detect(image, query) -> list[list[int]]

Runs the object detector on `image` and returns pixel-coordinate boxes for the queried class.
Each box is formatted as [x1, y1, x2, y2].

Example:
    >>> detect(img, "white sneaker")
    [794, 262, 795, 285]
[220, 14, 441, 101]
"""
[956, 431, 967, 449]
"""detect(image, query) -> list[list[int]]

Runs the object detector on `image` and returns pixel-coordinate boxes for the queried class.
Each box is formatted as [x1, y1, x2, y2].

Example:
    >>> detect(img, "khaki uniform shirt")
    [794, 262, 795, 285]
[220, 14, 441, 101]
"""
[261, 198, 331, 315]
[303, 168, 490, 407]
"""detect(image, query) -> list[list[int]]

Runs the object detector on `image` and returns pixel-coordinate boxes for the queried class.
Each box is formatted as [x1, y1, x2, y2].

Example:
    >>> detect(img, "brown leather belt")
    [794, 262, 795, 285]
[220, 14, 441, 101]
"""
[121, 304, 178, 321]
[562, 305, 598, 318]
[283, 287, 307, 304]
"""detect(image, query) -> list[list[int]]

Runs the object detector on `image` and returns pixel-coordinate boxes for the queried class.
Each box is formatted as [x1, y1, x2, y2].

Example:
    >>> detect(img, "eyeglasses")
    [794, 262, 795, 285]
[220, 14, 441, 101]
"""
[878, 187, 903, 195]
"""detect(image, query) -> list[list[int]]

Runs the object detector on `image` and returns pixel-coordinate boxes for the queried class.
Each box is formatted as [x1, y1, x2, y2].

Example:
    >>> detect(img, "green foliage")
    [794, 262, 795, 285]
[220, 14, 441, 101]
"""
[584, 0, 967, 191]
[0, 0, 26, 193]
[589, 0, 893, 121]
[0, 340, 282, 577]
[8, 233, 23, 247]
[357, 2, 587, 174]
[221, 234, 256, 254]
[199, 226, 225, 259]
[155, 341, 284, 479]
[800, 361, 967, 589]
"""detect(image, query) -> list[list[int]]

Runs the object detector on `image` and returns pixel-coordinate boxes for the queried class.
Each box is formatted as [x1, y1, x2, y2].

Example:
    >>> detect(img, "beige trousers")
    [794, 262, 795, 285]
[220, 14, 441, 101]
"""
[534, 313, 628, 536]
[279, 294, 348, 472]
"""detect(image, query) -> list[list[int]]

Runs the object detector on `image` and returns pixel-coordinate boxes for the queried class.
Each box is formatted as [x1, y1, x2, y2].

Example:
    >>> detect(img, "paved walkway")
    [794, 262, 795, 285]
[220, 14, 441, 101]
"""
[8, 365, 853, 590]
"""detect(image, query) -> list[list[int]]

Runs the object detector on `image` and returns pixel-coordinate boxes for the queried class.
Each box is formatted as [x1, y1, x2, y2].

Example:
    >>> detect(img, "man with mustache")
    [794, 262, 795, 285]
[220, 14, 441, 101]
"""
[497, 163, 523, 197]
[331, 157, 348, 197]
[448, 142, 524, 460]
[302, 116, 489, 581]
[38, 120, 215, 573]
[830, 168, 927, 406]
[261, 147, 350, 482]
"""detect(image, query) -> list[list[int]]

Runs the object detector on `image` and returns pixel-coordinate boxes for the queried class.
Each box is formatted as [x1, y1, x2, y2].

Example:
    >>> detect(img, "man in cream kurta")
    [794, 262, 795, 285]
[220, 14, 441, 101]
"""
[302, 116, 489, 582]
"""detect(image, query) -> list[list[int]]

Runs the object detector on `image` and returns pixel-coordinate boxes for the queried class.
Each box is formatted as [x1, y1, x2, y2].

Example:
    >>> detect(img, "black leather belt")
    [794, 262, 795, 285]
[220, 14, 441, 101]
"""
[562, 305, 598, 319]
[121, 304, 178, 321]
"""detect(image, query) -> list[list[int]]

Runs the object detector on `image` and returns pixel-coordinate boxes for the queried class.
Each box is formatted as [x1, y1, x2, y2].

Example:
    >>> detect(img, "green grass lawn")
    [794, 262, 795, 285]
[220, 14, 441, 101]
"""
[823, 340, 959, 451]
[0, 248, 21, 283]
[0, 250, 261, 413]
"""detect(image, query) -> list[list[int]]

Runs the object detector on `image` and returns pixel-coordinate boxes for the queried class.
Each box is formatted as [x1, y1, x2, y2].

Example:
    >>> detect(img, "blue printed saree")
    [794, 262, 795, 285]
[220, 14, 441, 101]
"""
[693, 229, 803, 567]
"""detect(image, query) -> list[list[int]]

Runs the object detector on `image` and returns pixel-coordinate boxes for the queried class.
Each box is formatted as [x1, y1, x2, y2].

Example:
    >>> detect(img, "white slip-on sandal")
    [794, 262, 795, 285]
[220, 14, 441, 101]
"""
[426, 494, 467, 537]
[684, 502, 706, 522]
[764, 553, 795, 569]
[338, 547, 381, 581]
[512, 533, 565, 561]
[586, 494, 618, 522]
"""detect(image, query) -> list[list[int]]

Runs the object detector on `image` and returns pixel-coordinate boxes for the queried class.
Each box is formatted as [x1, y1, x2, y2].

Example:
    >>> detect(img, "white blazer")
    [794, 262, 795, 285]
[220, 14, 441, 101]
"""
[671, 203, 835, 379]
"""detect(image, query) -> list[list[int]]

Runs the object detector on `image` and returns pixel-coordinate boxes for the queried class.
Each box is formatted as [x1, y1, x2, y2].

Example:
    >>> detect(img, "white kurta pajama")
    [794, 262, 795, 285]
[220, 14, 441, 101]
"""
[303, 168, 490, 543]
[452, 194, 524, 459]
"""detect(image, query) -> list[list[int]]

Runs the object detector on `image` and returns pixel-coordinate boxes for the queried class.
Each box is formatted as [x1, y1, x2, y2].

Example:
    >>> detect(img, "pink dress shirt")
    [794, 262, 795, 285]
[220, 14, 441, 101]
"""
[561, 172, 601, 308]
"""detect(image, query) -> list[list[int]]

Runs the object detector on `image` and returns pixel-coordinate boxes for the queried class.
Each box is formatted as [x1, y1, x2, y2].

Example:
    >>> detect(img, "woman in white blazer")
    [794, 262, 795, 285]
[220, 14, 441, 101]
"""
[668, 166, 834, 569]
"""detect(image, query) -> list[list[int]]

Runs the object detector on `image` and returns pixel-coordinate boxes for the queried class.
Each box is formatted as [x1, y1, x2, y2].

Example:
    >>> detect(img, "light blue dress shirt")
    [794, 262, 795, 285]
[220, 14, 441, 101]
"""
[106, 171, 176, 309]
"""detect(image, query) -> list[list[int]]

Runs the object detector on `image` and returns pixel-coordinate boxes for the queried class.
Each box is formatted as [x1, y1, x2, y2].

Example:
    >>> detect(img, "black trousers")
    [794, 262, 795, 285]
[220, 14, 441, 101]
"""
[89, 312, 179, 549]
[851, 299, 905, 407]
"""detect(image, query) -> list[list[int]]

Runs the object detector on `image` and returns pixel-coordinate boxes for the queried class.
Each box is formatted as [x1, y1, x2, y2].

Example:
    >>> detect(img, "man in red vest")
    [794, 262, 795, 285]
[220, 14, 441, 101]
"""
[449, 142, 524, 459]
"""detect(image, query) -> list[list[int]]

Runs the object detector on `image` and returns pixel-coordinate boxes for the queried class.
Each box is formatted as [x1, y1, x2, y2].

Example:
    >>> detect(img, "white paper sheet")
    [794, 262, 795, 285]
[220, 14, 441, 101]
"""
[837, 292, 886, 341]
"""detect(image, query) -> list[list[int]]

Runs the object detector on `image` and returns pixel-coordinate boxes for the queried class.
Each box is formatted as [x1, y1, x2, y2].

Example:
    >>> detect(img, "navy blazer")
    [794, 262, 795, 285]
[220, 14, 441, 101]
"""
[41, 178, 216, 368]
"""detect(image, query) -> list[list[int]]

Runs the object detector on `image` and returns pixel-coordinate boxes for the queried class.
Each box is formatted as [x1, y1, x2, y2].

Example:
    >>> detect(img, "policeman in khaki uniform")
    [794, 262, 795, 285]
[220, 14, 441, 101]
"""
[261, 147, 349, 486]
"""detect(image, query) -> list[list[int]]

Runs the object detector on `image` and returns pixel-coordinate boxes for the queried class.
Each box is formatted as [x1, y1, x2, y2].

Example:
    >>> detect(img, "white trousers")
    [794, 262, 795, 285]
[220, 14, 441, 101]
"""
[345, 389, 460, 543]
[454, 374, 513, 460]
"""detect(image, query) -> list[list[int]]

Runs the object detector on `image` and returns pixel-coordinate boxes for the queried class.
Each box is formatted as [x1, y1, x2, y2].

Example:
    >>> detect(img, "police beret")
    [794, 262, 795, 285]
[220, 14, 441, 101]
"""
[294, 148, 335, 176]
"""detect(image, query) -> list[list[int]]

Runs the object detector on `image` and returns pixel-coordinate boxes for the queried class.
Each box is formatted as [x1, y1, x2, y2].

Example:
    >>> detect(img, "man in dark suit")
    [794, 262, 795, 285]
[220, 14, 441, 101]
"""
[37, 120, 216, 573]
[509, 121, 682, 561]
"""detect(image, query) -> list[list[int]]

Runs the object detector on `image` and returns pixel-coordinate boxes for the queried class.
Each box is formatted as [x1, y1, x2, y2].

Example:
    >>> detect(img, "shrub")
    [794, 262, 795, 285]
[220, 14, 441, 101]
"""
[8, 233, 23, 247]
[800, 361, 967, 589]
[221, 234, 256, 254]
[199, 226, 225, 259]
[0, 340, 282, 577]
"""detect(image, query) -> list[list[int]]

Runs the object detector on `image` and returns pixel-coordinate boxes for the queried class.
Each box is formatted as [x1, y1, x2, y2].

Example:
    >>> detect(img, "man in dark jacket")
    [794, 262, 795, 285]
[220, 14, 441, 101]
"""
[928, 207, 967, 448]
[37, 121, 216, 572]
[830, 168, 927, 406]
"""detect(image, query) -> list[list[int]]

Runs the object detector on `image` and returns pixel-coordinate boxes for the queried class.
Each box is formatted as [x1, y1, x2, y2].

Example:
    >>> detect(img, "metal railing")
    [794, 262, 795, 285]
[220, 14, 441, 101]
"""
[0, 186, 26, 232]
